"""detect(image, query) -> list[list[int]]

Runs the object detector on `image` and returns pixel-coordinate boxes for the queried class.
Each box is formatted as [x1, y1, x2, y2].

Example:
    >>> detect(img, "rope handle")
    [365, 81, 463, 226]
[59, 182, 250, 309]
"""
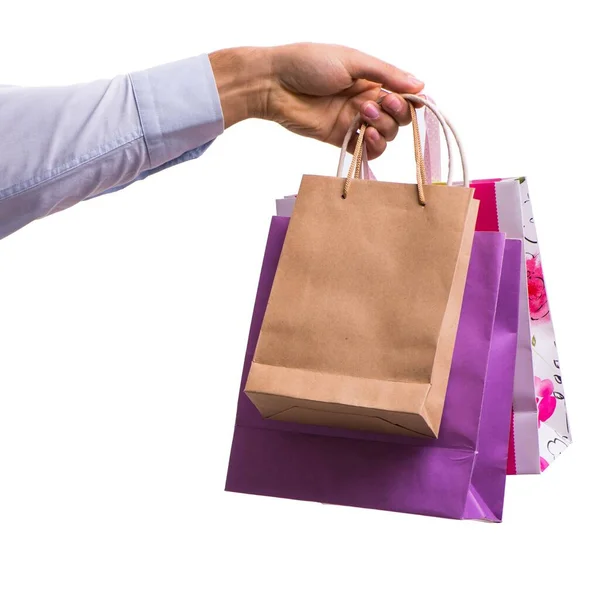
[336, 94, 469, 204]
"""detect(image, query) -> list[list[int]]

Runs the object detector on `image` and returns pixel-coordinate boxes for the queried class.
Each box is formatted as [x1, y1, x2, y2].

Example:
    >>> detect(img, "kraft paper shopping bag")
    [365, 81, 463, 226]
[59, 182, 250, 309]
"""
[246, 96, 478, 437]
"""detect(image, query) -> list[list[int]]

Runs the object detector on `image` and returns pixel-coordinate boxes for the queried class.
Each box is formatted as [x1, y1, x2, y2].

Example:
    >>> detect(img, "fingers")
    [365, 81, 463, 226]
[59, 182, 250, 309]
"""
[360, 92, 413, 137]
[348, 127, 387, 161]
[345, 48, 424, 94]
[379, 93, 413, 126]
[364, 127, 387, 159]
[347, 127, 387, 160]
[360, 101, 399, 141]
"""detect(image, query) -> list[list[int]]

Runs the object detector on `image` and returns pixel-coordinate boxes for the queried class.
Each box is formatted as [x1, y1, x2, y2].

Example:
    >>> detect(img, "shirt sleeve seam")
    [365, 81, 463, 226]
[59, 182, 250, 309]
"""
[127, 73, 152, 164]
[0, 130, 144, 202]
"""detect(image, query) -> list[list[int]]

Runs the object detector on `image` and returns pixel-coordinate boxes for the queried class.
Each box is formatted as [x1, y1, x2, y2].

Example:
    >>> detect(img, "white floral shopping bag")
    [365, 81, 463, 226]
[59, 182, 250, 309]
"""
[419, 103, 571, 474]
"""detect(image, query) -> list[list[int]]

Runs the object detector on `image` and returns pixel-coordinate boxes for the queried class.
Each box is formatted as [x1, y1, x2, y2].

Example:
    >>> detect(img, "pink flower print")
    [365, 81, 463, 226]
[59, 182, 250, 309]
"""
[527, 254, 550, 322]
[535, 376, 557, 426]
[540, 457, 549, 472]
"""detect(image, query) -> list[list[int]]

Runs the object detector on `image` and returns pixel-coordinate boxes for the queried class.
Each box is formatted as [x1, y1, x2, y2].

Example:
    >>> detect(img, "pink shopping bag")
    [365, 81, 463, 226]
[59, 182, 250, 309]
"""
[419, 108, 571, 474]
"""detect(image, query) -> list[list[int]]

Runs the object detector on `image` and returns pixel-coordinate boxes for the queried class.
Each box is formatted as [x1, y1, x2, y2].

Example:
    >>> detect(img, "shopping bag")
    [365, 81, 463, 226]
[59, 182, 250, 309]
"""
[245, 96, 478, 438]
[226, 216, 520, 520]
[420, 112, 571, 473]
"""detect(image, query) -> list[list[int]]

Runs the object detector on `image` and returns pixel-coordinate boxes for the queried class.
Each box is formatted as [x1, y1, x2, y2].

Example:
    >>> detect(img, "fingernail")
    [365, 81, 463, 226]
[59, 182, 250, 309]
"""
[408, 76, 424, 87]
[363, 103, 379, 119]
[387, 96, 403, 114]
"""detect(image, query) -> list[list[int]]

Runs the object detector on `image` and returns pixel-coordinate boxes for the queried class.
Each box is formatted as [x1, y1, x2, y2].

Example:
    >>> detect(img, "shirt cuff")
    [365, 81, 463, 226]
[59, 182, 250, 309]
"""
[129, 54, 224, 169]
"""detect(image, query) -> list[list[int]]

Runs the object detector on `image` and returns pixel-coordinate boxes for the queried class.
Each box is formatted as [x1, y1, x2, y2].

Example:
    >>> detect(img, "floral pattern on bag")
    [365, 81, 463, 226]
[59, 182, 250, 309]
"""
[527, 254, 550, 322]
[535, 376, 557, 427]
[519, 178, 571, 470]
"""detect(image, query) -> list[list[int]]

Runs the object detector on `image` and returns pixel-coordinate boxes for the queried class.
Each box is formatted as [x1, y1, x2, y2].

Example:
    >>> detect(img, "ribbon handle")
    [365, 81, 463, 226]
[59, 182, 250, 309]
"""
[420, 94, 442, 184]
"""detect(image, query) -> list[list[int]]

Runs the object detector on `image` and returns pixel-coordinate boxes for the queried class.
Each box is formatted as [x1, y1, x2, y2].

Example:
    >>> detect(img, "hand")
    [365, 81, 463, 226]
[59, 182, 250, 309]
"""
[209, 43, 424, 159]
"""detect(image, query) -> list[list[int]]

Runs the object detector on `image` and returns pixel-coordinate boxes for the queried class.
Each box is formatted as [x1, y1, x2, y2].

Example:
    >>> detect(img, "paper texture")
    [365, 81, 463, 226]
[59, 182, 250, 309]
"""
[472, 177, 571, 473]
[246, 175, 478, 437]
[226, 217, 519, 521]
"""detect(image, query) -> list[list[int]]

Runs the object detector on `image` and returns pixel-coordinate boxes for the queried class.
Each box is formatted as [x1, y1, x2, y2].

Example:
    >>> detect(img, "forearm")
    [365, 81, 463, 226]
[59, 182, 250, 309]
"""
[208, 47, 272, 127]
[0, 54, 224, 240]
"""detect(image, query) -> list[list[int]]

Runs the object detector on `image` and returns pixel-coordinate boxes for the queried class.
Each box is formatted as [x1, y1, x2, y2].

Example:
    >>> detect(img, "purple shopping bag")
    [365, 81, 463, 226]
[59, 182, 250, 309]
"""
[226, 217, 520, 521]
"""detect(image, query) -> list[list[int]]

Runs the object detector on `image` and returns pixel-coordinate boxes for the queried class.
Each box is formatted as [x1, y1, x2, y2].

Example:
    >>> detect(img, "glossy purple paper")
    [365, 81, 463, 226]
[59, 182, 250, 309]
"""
[226, 217, 520, 521]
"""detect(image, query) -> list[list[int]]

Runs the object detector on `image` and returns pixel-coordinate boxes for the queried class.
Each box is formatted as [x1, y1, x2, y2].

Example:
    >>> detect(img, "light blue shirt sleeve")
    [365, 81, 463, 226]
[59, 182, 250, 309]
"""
[0, 54, 224, 240]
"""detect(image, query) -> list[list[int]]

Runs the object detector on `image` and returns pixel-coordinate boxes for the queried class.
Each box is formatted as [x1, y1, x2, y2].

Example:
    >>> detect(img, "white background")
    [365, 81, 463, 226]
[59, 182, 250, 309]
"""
[1, 1, 598, 592]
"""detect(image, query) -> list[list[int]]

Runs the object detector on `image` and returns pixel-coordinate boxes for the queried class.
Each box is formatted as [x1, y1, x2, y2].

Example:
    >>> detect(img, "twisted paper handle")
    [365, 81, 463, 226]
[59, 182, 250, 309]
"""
[337, 94, 469, 204]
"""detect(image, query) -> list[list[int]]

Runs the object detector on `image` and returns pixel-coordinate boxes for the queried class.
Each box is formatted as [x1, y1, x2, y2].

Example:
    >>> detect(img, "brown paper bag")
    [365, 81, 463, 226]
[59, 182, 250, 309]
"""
[246, 96, 479, 437]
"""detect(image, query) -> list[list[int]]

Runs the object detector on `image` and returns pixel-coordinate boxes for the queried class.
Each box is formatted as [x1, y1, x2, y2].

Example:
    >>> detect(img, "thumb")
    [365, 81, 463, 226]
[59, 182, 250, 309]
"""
[344, 48, 424, 94]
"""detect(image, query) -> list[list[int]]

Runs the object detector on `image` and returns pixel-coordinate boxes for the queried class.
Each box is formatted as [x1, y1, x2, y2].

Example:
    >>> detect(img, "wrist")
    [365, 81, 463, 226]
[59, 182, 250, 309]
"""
[208, 47, 274, 128]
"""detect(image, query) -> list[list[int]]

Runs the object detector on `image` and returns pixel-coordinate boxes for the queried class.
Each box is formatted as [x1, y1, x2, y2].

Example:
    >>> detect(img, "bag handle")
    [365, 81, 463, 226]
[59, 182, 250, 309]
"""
[360, 95, 450, 186]
[419, 94, 442, 184]
[336, 94, 469, 204]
